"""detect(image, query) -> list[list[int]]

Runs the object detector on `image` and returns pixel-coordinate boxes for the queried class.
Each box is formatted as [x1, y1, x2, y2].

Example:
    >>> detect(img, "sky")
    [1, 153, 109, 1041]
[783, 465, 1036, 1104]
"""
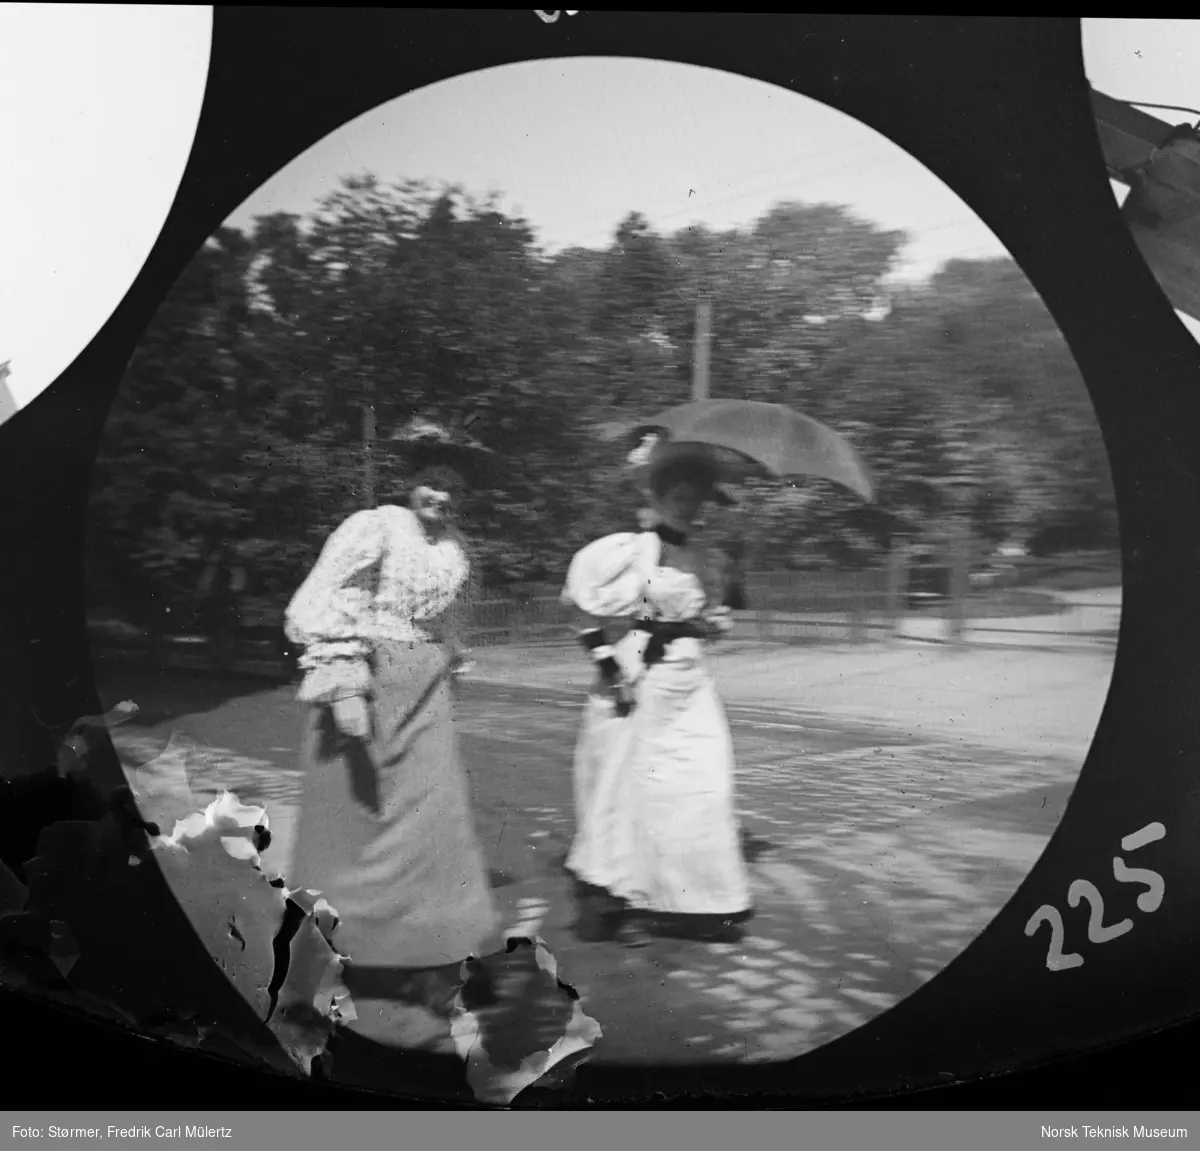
[1082, 18, 1200, 342]
[4, 21, 1197, 420]
[223, 57, 1009, 285]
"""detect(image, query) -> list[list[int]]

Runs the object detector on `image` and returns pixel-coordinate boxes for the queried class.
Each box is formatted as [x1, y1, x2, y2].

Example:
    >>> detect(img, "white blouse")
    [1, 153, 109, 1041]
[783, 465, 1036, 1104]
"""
[561, 531, 729, 674]
[285, 505, 470, 702]
[562, 531, 707, 621]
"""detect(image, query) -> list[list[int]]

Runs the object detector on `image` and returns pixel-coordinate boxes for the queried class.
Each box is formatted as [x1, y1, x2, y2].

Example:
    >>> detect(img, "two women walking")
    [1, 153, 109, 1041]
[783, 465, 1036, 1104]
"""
[280, 419, 757, 1092]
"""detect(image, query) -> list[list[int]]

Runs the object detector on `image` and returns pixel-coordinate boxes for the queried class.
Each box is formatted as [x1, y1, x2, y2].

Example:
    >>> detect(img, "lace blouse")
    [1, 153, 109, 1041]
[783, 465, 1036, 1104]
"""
[285, 505, 469, 703]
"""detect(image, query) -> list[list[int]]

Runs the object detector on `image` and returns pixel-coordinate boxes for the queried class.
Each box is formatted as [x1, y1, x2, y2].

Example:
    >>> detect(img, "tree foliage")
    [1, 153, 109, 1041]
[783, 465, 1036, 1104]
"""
[86, 177, 1116, 632]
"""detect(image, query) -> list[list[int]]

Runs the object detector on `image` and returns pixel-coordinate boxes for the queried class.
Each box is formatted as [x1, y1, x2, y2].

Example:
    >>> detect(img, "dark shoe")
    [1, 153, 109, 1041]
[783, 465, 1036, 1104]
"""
[614, 914, 653, 949]
[648, 909, 752, 944]
[341, 962, 465, 1017]
[695, 920, 746, 944]
[570, 883, 627, 943]
[572, 905, 623, 942]
[460, 958, 500, 1012]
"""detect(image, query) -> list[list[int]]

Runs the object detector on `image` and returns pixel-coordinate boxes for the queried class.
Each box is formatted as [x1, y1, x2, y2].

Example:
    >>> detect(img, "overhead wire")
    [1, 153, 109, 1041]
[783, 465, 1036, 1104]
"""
[556, 135, 911, 238]
[562, 151, 927, 251]
[495, 142, 884, 251]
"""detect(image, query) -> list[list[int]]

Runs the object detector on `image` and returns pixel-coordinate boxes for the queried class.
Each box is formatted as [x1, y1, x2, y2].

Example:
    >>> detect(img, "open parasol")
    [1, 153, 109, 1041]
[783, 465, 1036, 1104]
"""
[634, 398, 875, 503]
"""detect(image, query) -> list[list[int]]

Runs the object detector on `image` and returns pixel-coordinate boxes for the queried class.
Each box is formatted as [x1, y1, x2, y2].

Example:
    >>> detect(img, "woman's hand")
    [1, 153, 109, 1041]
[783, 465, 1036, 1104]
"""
[595, 669, 636, 715]
[701, 605, 735, 638]
[449, 648, 476, 677]
[332, 695, 372, 739]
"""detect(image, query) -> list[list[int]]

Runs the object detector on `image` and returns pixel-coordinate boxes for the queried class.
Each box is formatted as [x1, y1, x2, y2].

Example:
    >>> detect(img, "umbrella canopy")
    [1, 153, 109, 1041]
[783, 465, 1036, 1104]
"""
[636, 399, 875, 503]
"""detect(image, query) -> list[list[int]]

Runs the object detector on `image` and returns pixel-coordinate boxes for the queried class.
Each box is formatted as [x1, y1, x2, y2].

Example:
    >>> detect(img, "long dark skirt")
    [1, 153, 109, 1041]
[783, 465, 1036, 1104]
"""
[291, 639, 499, 1050]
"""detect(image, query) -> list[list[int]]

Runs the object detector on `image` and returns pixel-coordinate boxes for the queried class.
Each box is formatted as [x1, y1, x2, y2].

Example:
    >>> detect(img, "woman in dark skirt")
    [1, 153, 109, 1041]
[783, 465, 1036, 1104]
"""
[283, 428, 500, 1068]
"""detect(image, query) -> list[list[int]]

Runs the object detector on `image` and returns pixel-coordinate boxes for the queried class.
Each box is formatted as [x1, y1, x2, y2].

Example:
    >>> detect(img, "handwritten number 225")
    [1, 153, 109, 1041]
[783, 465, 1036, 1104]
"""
[1025, 822, 1166, 972]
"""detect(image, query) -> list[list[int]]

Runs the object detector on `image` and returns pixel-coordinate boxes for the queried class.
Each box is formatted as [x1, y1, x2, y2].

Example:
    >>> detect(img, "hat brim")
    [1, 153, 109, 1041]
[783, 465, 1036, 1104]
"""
[632, 440, 738, 506]
[405, 441, 501, 486]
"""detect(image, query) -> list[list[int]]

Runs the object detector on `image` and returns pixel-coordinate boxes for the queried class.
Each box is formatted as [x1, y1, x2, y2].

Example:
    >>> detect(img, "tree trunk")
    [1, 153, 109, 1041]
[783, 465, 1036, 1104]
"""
[946, 519, 970, 643]
[886, 541, 908, 636]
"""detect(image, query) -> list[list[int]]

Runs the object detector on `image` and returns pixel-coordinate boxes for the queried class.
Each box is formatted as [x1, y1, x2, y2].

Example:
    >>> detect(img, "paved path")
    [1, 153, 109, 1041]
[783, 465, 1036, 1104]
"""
[106, 641, 1102, 1067]
[464, 601, 1118, 760]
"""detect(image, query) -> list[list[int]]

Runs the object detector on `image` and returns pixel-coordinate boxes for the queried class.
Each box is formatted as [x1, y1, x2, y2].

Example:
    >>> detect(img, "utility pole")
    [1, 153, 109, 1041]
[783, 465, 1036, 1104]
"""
[691, 294, 746, 609]
[362, 373, 376, 509]
[692, 296, 712, 401]
[946, 517, 970, 644]
[886, 534, 908, 638]
[943, 476, 974, 645]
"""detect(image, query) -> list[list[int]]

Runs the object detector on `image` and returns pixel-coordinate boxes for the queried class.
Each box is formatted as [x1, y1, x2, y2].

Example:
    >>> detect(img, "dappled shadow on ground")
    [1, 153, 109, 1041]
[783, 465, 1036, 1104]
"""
[101, 672, 1082, 1070]
[530, 814, 1055, 1066]
[504, 733, 1079, 1066]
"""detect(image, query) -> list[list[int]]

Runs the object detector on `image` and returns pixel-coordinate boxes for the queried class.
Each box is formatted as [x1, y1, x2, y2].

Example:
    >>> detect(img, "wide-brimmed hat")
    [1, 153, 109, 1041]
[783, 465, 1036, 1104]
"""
[391, 415, 500, 486]
[626, 433, 736, 507]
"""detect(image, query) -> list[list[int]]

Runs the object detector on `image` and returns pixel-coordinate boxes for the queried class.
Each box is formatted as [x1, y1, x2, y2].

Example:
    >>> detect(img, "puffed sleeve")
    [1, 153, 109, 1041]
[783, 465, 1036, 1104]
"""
[560, 532, 651, 619]
[285, 508, 386, 703]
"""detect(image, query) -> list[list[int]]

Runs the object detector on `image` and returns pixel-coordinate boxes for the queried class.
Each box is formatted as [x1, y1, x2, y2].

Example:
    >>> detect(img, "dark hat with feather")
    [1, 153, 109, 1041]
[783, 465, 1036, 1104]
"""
[391, 412, 499, 488]
[626, 431, 736, 507]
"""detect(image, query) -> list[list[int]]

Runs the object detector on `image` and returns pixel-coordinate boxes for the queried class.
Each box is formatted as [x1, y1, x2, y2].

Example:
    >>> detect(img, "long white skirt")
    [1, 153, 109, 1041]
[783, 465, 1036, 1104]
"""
[566, 647, 752, 916]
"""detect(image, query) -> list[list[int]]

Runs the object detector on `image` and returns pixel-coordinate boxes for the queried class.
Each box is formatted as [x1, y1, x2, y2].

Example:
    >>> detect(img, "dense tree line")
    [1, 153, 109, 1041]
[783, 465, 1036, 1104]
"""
[85, 176, 1116, 634]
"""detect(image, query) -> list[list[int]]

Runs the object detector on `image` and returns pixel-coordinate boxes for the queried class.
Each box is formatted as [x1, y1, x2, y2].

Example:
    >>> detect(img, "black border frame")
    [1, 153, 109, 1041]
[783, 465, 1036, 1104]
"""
[3, 10, 1199, 1108]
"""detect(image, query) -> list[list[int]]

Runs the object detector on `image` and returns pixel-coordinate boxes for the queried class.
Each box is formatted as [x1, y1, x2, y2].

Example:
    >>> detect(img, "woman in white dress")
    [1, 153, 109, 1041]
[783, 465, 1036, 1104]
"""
[283, 439, 500, 1078]
[560, 437, 754, 947]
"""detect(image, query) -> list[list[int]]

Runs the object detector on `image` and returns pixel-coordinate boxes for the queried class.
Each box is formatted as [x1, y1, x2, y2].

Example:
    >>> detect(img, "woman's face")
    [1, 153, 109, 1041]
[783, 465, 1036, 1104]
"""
[654, 478, 709, 529]
[409, 466, 463, 525]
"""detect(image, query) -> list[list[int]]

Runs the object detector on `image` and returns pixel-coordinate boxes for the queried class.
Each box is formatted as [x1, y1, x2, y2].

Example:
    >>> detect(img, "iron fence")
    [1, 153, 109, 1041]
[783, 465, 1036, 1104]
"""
[87, 553, 1121, 678]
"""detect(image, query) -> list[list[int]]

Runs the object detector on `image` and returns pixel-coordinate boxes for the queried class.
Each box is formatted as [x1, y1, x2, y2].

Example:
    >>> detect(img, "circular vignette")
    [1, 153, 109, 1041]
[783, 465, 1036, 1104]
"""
[87, 53, 1122, 1094]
